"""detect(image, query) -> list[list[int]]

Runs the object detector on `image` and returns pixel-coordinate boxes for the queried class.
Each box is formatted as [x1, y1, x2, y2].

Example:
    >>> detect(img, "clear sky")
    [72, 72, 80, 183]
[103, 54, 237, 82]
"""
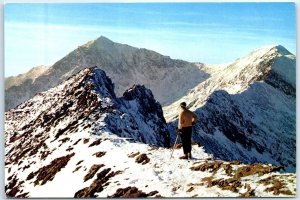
[4, 2, 296, 77]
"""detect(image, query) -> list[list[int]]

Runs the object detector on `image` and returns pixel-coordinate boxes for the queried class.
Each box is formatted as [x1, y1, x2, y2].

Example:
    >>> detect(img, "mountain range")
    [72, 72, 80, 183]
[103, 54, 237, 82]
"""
[4, 36, 296, 197]
[5, 67, 296, 198]
[5, 36, 208, 111]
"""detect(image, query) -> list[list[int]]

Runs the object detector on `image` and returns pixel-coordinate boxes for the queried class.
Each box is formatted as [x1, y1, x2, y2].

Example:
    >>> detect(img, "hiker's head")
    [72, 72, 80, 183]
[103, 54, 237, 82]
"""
[180, 102, 187, 110]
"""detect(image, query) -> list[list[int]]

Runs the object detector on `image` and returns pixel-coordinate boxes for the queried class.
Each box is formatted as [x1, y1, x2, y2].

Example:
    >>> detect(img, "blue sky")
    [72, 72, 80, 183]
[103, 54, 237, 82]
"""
[4, 3, 296, 77]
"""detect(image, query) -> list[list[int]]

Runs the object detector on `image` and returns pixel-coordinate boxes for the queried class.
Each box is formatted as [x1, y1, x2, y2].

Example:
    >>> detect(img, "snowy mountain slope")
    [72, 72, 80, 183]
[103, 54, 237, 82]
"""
[5, 67, 170, 150]
[5, 36, 208, 110]
[164, 45, 296, 172]
[4, 66, 296, 198]
[5, 131, 296, 198]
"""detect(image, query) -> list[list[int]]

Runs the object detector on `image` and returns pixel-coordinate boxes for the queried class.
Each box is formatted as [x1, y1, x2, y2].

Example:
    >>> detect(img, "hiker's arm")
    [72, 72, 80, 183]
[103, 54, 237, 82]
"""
[178, 112, 184, 129]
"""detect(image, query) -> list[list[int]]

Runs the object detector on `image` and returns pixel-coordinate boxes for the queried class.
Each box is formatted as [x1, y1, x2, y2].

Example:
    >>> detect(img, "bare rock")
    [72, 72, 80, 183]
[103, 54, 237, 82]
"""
[93, 151, 106, 158]
[74, 168, 122, 198]
[135, 153, 150, 165]
[30, 153, 75, 186]
[108, 187, 159, 198]
[83, 164, 105, 182]
[88, 139, 102, 147]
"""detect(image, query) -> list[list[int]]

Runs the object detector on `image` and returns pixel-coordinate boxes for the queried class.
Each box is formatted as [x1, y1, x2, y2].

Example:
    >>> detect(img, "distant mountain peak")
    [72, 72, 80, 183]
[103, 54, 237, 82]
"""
[5, 35, 207, 111]
[273, 45, 292, 55]
[95, 36, 115, 45]
[98, 35, 113, 41]
[250, 44, 293, 58]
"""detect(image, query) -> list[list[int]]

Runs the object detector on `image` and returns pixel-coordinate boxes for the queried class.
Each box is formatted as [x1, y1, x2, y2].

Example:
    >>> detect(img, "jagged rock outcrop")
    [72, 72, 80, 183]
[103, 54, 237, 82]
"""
[5, 67, 170, 151]
[165, 45, 296, 172]
[105, 84, 170, 146]
[5, 36, 208, 110]
[5, 67, 171, 193]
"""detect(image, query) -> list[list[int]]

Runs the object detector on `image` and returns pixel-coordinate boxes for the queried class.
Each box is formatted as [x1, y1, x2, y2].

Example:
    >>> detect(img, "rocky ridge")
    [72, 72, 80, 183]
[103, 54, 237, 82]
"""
[5, 67, 170, 168]
[164, 45, 296, 172]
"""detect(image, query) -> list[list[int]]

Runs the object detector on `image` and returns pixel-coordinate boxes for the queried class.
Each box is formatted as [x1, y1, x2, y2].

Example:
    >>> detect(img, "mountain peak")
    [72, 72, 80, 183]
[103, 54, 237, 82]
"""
[5, 35, 206, 111]
[272, 45, 292, 56]
[95, 36, 114, 44]
[250, 45, 293, 58]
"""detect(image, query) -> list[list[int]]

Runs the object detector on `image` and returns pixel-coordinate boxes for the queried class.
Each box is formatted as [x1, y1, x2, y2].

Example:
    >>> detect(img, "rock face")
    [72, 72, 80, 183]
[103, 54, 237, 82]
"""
[5, 36, 208, 110]
[165, 45, 296, 172]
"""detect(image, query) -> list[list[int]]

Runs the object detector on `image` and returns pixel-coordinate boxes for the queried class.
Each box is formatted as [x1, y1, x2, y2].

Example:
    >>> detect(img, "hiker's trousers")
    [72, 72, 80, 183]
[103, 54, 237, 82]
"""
[180, 126, 192, 154]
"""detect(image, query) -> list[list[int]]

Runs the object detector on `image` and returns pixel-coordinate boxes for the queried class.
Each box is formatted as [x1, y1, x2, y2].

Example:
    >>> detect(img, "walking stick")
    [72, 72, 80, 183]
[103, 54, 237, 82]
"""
[170, 135, 179, 160]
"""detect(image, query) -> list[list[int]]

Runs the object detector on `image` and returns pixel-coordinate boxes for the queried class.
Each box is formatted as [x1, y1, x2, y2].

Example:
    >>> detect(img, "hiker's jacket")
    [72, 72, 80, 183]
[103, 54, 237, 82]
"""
[178, 108, 198, 129]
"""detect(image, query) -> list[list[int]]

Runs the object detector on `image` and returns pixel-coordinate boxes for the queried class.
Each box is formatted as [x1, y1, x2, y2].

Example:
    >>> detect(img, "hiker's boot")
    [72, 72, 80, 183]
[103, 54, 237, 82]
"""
[188, 153, 192, 159]
[179, 154, 188, 159]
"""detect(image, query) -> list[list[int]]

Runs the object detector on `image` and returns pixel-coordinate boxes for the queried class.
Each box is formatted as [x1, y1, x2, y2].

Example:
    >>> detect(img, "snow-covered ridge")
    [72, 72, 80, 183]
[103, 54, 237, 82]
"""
[5, 66, 170, 148]
[164, 45, 295, 121]
[164, 45, 295, 172]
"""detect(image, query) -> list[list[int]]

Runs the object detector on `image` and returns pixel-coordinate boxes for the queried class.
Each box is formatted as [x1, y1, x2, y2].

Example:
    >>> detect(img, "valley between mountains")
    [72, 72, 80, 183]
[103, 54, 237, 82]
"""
[5, 37, 296, 197]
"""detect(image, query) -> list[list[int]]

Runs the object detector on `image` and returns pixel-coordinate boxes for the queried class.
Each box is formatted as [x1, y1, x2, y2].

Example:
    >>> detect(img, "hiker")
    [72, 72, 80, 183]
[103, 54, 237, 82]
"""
[177, 102, 197, 159]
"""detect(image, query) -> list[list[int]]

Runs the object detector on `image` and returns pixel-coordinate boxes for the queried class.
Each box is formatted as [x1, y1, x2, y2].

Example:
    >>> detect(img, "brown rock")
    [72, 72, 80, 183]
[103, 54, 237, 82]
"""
[83, 164, 105, 182]
[147, 190, 159, 196]
[83, 138, 89, 144]
[76, 160, 84, 165]
[88, 139, 102, 147]
[191, 161, 222, 174]
[186, 187, 194, 192]
[59, 137, 70, 143]
[234, 164, 280, 179]
[32, 153, 75, 186]
[108, 186, 154, 198]
[75, 168, 122, 198]
[240, 184, 255, 197]
[73, 166, 82, 173]
[73, 138, 81, 145]
[93, 151, 106, 158]
[135, 153, 150, 165]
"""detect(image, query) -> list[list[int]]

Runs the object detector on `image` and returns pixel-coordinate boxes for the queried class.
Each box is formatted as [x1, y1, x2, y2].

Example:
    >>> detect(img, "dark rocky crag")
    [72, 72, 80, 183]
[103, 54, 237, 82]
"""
[5, 67, 170, 167]
[5, 66, 170, 197]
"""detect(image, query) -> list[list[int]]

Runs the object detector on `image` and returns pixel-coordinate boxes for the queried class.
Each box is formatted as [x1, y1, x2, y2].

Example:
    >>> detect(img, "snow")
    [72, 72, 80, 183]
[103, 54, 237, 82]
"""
[4, 44, 296, 198]
[5, 131, 295, 198]
[163, 45, 296, 172]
